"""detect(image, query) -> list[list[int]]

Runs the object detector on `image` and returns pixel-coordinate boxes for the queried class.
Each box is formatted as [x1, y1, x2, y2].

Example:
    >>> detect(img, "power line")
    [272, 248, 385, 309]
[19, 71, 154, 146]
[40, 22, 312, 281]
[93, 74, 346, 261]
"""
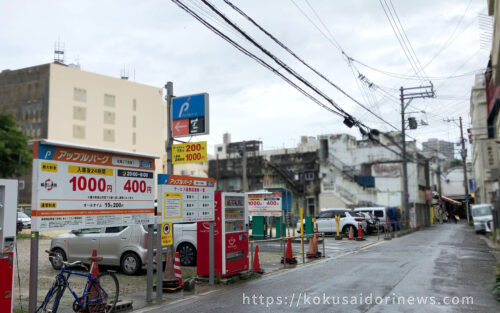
[170, 0, 345, 120]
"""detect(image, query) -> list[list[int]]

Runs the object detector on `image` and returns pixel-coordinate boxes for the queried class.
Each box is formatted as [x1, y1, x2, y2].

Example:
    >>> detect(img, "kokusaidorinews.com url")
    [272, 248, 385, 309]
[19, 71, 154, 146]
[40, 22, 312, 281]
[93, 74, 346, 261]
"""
[242, 293, 474, 307]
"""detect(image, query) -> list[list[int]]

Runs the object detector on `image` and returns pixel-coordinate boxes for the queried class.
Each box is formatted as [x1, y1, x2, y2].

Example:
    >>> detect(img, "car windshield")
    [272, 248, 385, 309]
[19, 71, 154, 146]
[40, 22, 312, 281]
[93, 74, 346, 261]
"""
[17, 212, 29, 218]
[471, 206, 492, 217]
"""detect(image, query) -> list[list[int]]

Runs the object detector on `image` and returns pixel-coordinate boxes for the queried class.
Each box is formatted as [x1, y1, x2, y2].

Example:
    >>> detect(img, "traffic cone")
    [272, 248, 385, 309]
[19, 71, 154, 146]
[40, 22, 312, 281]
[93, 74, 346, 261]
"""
[253, 245, 263, 274]
[355, 225, 365, 241]
[87, 249, 103, 312]
[88, 249, 102, 279]
[348, 226, 354, 240]
[174, 252, 183, 287]
[313, 234, 321, 257]
[281, 238, 297, 264]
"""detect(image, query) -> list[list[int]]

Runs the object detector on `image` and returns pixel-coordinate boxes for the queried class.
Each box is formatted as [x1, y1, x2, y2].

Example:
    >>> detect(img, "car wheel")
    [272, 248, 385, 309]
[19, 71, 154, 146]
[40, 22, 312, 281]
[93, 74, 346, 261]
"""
[178, 243, 196, 266]
[50, 248, 67, 270]
[121, 252, 141, 275]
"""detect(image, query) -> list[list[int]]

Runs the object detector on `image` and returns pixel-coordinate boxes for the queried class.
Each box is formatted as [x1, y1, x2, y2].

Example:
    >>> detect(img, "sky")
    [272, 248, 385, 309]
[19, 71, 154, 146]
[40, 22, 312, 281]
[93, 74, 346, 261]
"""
[0, 0, 491, 156]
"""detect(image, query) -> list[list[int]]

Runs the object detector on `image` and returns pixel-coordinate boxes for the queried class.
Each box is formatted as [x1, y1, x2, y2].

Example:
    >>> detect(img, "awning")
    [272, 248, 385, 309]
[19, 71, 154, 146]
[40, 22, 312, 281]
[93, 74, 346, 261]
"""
[441, 196, 461, 206]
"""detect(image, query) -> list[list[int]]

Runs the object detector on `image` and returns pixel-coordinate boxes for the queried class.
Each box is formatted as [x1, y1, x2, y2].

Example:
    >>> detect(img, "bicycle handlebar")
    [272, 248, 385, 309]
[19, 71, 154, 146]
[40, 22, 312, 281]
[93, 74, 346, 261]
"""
[46, 250, 89, 271]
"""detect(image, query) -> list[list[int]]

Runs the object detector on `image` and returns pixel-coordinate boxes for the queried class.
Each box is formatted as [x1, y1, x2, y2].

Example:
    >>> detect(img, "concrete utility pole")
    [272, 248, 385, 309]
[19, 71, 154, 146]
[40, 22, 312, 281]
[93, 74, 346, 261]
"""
[163, 81, 178, 290]
[400, 84, 435, 225]
[241, 141, 248, 192]
[459, 117, 470, 224]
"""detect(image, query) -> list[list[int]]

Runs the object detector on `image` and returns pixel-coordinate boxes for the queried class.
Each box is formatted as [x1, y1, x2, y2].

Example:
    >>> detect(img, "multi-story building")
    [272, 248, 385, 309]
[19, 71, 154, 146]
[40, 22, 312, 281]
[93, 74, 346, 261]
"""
[0, 62, 167, 205]
[422, 139, 455, 161]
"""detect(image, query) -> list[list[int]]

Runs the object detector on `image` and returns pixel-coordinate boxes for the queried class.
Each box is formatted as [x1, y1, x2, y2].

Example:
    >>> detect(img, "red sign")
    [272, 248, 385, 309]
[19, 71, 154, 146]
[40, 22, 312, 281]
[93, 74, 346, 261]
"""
[172, 119, 189, 137]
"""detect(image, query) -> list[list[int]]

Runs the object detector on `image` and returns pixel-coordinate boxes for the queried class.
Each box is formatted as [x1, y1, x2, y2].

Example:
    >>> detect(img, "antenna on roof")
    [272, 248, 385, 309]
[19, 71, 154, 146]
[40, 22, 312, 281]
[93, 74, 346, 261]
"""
[54, 39, 65, 64]
[120, 65, 129, 80]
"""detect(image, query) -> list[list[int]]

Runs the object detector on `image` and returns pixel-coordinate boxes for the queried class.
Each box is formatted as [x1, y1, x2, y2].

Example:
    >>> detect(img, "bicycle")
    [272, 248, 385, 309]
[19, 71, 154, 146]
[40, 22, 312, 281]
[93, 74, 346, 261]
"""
[36, 250, 119, 313]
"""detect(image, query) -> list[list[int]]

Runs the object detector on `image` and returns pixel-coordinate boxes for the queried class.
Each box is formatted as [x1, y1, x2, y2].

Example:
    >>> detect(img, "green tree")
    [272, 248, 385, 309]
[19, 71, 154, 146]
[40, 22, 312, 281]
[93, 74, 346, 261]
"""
[0, 114, 32, 177]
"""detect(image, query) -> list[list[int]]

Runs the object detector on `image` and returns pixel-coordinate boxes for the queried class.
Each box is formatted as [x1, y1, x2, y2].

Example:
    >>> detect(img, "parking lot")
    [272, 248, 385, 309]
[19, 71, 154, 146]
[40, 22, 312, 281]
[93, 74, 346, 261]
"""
[13, 229, 382, 311]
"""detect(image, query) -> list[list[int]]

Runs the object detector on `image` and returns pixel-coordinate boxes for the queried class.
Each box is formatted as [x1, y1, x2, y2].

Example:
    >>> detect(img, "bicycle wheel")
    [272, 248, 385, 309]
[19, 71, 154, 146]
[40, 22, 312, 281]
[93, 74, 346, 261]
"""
[85, 271, 119, 313]
[36, 284, 65, 313]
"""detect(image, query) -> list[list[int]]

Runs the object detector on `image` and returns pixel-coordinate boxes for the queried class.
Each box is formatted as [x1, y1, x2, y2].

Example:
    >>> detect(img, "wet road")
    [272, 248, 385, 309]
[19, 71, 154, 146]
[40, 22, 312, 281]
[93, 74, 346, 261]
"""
[136, 223, 499, 312]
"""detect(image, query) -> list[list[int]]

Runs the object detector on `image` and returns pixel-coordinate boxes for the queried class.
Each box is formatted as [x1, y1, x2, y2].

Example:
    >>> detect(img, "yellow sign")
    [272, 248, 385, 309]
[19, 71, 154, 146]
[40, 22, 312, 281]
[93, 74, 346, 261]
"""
[41, 162, 58, 172]
[161, 222, 173, 246]
[172, 141, 207, 164]
[68, 165, 113, 176]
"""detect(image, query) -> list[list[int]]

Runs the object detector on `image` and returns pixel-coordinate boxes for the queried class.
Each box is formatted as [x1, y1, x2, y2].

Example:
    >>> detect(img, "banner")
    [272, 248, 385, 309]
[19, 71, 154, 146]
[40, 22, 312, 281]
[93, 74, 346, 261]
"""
[247, 192, 282, 216]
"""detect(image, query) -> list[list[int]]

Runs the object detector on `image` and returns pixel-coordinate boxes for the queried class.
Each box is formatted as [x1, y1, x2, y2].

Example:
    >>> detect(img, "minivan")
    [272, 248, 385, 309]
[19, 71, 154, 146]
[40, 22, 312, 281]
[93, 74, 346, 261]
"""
[471, 204, 493, 233]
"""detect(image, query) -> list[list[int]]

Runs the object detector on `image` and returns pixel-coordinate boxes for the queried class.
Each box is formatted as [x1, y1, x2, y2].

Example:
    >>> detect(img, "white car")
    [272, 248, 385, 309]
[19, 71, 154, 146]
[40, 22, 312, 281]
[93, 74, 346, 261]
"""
[17, 211, 31, 229]
[49, 223, 197, 275]
[471, 204, 493, 233]
[296, 208, 367, 237]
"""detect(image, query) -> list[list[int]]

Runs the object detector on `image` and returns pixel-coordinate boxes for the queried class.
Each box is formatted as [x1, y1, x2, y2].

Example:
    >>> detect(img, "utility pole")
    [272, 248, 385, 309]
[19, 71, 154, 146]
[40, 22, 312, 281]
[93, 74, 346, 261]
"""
[162, 81, 178, 291]
[400, 84, 434, 226]
[241, 141, 248, 192]
[459, 117, 470, 224]
[436, 154, 443, 224]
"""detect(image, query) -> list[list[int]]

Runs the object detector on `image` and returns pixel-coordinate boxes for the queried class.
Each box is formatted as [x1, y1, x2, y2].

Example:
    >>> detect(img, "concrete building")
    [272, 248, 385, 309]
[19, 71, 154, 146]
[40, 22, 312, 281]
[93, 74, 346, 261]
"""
[322, 133, 430, 227]
[422, 139, 455, 160]
[0, 63, 167, 205]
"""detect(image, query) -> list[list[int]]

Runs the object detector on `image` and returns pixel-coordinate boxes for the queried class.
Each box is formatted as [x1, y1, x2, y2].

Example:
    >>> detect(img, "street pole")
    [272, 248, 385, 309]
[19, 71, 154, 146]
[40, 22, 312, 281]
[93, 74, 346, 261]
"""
[242, 141, 248, 192]
[459, 117, 470, 224]
[163, 81, 178, 290]
[436, 153, 443, 224]
[400, 84, 434, 228]
[400, 87, 410, 224]
[28, 232, 38, 313]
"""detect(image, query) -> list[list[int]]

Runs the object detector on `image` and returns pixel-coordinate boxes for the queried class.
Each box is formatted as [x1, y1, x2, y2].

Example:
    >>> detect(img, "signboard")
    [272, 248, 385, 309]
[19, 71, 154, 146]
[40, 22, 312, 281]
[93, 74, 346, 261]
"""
[172, 141, 207, 164]
[171, 93, 209, 137]
[247, 192, 282, 216]
[158, 174, 215, 223]
[161, 221, 173, 246]
[31, 140, 157, 231]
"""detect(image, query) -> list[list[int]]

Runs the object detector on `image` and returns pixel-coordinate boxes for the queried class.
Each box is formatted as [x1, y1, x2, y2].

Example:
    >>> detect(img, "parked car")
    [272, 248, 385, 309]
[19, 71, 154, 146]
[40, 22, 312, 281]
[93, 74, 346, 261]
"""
[471, 204, 493, 233]
[354, 207, 399, 232]
[17, 211, 31, 229]
[49, 223, 197, 275]
[296, 209, 367, 237]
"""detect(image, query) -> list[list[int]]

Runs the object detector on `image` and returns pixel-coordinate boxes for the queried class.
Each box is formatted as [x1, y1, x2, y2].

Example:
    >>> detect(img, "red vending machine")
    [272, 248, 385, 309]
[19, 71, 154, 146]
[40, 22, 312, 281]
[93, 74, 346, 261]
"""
[197, 192, 249, 277]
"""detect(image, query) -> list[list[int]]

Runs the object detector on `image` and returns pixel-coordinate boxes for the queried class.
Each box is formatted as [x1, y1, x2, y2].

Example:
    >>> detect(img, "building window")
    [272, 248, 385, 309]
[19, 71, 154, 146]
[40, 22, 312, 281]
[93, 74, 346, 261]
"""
[306, 197, 316, 215]
[132, 115, 136, 128]
[73, 125, 85, 139]
[104, 94, 115, 107]
[132, 132, 136, 145]
[103, 111, 115, 125]
[73, 88, 87, 102]
[133, 99, 137, 111]
[103, 129, 115, 142]
[73, 106, 86, 120]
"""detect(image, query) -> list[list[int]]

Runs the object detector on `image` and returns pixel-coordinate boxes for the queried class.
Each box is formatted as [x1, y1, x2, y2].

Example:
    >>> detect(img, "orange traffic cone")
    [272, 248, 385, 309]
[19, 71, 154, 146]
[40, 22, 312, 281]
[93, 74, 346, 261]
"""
[348, 226, 354, 240]
[356, 225, 365, 241]
[253, 245, 263, 274]
[281, 238, 297, 264]
[174, 252, 183, 287]
[87, 249, 103, 312]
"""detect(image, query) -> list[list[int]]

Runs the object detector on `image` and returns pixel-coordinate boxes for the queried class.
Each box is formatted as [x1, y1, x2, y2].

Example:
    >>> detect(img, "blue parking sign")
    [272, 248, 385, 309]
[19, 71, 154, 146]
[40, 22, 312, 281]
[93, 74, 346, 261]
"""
[172, 93, 208, 120]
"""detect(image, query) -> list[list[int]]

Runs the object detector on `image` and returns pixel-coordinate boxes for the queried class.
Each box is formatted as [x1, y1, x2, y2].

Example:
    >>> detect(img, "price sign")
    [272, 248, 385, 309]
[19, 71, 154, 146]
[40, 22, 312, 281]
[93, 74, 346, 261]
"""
[158, 174, 215, 223]
[247, 192, 282, 216]
[31, 140, 157, 231]
[172, 141, 207, 164]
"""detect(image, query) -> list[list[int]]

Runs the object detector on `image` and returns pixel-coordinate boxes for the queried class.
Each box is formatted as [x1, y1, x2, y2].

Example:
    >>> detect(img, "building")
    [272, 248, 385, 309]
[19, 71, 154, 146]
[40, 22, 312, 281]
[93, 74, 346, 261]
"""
[322, 133, 431, 227]
[422, 139, 455, 160]
[0, 63, 167, 205]
[470, 74, 495, 204]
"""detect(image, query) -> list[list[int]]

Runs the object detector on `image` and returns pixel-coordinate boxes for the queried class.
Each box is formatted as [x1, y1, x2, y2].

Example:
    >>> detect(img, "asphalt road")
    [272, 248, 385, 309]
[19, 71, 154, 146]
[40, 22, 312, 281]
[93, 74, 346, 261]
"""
[137, 223, 499, 313]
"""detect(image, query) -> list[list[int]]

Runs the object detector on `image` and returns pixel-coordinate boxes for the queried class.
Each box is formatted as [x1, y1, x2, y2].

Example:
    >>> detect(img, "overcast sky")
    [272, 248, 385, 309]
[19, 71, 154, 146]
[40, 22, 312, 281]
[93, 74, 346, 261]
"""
[0, 0, 490, 156]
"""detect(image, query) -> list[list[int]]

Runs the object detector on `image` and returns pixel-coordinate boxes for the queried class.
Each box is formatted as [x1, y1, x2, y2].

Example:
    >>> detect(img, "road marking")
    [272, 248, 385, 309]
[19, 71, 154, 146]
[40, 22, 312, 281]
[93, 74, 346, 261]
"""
[358, 241, 386, 250]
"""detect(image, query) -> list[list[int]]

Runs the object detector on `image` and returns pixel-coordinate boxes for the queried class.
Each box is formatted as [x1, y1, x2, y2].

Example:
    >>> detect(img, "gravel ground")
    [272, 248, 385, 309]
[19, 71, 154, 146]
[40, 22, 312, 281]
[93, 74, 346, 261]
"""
[12, 229, 196, 312]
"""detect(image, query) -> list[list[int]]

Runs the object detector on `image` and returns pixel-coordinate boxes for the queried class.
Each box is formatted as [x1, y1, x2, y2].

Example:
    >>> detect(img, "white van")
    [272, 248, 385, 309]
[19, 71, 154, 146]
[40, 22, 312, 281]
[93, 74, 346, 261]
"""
[471, 204, 493, 233]
[354, 207, 388, 231]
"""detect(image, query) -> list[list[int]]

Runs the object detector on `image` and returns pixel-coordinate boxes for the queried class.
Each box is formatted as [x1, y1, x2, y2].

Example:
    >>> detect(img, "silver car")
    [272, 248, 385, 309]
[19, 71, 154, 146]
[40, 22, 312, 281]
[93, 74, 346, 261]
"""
[49, 223, 197, 275]
[471, 204, 493, 233]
